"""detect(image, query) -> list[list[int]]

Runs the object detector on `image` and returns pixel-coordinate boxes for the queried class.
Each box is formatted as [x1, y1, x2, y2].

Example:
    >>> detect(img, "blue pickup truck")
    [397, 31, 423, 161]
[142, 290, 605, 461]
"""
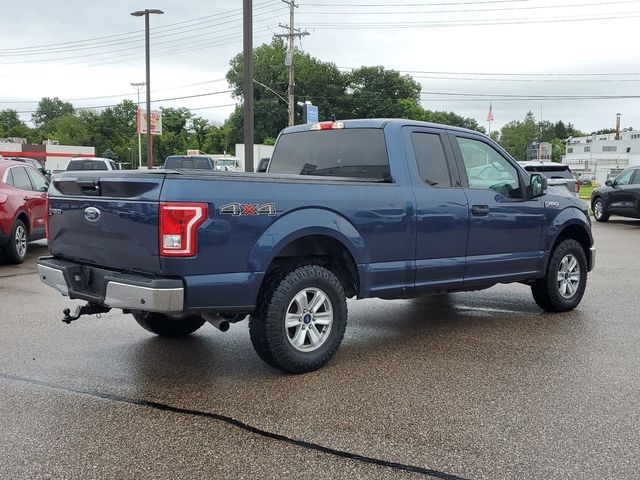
[38, 119, 595, 373]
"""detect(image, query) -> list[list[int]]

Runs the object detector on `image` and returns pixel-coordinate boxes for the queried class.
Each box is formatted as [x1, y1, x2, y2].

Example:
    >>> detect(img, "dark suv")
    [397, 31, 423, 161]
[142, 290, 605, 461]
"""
[591, 167, 640, 222]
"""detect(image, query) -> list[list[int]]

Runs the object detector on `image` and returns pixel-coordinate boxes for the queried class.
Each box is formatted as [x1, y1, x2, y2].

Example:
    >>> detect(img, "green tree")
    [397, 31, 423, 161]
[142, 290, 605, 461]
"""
[190, 117, 210, 151]
[202, 125, 226, 153]
[32, 97, 75, 130]
[550, 137, 565, 163]
[51, 115, 90, 145]
[347, 66, 421, 119]
[497, 111, 539, 161]
[554, 120, 568, 139]
[0, 109, 23, 135]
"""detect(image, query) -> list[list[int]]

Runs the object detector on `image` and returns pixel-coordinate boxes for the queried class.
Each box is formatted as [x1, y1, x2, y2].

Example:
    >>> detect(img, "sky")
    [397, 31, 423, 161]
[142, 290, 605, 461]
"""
[1, 0, 640, 133]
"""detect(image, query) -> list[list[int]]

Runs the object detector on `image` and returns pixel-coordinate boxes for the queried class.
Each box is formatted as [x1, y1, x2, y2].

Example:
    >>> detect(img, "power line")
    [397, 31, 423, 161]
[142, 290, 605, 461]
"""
[299, 0, 640, 15]
[0, 13, 284, 66]
[14, 90, 234, 114]
[412, 75, 640, 82]
[339, 67, 640, 77]
[300, 11, 640, 28]
[420, 92, 640, 99]
[304, 0, 534, 6]
[0, 0, 279, 54]
[0, 79, 228, 104]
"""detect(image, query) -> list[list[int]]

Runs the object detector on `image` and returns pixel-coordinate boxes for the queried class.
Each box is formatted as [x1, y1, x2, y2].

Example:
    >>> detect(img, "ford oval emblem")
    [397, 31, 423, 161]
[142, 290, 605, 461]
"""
[84, 207, 101, 223]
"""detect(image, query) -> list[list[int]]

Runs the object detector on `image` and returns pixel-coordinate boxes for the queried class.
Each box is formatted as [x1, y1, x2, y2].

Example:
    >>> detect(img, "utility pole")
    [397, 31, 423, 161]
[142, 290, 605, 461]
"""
[243, 0, 254, 172]
[275, 0, 309, 127]
[130, 82, 145, 169]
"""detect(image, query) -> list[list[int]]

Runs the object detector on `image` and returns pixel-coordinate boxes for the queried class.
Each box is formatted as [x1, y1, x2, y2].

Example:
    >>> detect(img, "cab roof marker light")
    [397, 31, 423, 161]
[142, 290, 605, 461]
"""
[310, 121, 344, 131]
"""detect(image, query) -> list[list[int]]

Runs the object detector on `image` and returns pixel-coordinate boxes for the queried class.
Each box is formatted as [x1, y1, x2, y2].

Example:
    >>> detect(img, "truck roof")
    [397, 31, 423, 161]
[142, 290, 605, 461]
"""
[282, 118, 490, 137]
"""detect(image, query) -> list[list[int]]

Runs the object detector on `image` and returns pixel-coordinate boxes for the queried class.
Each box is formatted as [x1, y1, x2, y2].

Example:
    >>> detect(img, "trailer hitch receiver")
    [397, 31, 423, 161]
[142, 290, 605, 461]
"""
[62, 303, 111, 324]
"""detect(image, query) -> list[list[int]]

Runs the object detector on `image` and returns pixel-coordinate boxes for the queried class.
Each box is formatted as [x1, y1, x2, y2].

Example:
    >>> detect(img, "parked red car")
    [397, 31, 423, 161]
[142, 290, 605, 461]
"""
[0, 159, 49, 263]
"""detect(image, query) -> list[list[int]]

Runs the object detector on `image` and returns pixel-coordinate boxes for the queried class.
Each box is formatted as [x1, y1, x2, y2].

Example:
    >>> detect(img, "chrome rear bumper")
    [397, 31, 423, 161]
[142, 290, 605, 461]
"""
[37, 257, 184, 313]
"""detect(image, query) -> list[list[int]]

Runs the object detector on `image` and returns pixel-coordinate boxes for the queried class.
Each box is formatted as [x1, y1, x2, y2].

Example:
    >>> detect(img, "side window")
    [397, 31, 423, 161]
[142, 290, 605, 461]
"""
[411, 132, 452, 187]
[5, 169, 14, 186]
[456, 137, 521, 199]
[11, 167, 34, 191]
[26, 168, 48, 192]
[615, 169, 634, 186]
[632, 170, 640, 185]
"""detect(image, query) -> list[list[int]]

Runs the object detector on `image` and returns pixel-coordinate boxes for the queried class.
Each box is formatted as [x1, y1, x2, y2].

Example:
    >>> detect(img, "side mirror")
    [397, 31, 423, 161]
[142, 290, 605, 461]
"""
[530, 173, 547, 198]
[605, 179, 613, 187]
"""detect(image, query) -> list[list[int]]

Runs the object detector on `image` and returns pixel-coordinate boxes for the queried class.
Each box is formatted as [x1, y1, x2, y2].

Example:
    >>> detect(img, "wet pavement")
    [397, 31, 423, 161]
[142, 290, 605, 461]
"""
[1, 219, 639, 479]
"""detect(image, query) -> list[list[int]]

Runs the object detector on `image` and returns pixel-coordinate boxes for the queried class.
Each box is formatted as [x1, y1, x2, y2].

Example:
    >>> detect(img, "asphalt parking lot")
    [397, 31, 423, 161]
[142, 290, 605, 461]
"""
[1, 219, 639, 480]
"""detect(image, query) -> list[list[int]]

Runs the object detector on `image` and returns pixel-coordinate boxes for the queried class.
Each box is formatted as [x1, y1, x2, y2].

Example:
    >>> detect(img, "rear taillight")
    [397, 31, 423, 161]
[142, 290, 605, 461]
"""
[159, 202, 208, 257]
[575, 180, 581, 193]
[45, 195, 49, 239]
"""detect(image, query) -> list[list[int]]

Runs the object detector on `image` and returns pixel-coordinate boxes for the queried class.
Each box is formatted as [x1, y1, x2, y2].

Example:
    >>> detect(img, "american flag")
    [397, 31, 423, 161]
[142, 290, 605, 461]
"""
[487, 102, 494, 122]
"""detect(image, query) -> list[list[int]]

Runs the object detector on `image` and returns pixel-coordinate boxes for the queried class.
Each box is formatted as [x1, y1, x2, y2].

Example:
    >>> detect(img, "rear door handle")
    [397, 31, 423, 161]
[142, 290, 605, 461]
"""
[471, 205, 490, 216]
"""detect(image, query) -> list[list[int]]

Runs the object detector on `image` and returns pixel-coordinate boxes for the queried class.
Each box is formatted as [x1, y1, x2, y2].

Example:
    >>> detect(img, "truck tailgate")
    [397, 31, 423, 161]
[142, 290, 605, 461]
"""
[48, 172, 165, 275]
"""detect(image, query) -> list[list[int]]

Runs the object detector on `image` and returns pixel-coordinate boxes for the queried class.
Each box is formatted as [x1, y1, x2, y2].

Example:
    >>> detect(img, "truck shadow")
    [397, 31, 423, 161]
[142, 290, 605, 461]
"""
[123, 290, 560, 389]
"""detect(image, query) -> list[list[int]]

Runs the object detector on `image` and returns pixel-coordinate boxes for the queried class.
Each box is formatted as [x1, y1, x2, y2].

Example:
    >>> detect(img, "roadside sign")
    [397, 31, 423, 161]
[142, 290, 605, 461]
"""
[307, 105, 319, 123]
[137, 109, 163, 135]
[303, 104, 319, 124]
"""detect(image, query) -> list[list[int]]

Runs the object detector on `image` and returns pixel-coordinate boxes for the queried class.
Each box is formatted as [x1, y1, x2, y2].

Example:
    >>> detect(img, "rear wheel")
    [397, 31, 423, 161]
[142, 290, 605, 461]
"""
[249, 265, 347, 374]
[2, 219, 28, 265]
[132, 312, 205, 337]
[592, 197, 609, 222]
[532, 239, 588, 312]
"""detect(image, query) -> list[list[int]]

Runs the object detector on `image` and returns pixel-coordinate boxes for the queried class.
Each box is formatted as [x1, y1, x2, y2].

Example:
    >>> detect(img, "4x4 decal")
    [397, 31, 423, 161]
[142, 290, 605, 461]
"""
[219, 202, 277, 216]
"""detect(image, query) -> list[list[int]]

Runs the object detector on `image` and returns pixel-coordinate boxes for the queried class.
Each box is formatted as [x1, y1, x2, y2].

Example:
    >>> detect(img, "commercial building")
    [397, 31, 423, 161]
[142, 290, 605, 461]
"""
[562, 129, 640, 184]
[0, 138, 95, 172]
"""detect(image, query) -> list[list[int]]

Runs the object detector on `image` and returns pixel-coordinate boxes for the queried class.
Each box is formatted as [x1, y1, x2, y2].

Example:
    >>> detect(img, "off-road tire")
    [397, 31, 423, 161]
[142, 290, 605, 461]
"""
[592, 197, 609, 222]
[3, 219, 29, 265]
[132, 312, 205, 337]
[249, 265, 347, 374]
[532, 239, 588, 312]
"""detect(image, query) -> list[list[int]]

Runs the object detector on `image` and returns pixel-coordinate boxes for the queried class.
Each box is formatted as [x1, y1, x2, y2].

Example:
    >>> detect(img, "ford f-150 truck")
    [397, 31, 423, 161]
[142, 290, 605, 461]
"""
[38, 119, 595, 374]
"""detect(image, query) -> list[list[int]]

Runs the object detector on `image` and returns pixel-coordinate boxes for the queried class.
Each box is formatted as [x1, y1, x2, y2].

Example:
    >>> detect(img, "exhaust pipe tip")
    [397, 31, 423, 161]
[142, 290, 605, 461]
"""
[203, 314, 230, 332]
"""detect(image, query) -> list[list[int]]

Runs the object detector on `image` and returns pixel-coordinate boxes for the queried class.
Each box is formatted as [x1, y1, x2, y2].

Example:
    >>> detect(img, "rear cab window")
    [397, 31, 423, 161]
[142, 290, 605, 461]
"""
[66, 160, 84, 171]
[269, 128, 391, 181]
[524, 165, 573, 180]
[164, 156, 213, 170]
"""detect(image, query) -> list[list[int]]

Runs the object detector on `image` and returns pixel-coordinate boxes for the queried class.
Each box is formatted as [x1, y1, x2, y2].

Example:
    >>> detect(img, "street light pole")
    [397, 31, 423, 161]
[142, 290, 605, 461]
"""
[131, 8, 164, 168]
[130, 81, 145, 169]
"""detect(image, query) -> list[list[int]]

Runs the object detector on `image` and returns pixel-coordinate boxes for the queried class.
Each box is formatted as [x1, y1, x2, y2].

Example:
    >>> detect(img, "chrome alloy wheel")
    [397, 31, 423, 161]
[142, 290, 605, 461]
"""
[15, 224, 27, 259]
[557, 254, 580, 299]
[285, 287, 333, 352]
[594, 199, 604, 220]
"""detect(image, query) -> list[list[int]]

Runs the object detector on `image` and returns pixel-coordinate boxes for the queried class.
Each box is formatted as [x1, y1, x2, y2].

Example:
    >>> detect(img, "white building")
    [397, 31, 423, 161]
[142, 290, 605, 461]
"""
[563, 130, 640, 184]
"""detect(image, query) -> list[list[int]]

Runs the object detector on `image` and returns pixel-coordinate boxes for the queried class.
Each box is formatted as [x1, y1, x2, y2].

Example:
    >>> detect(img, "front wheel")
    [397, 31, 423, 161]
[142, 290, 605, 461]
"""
[132, 312, 206, 337]
[532, 239, 588, 312]
[592, 197, 609, 222]
[249, 265, 347, 374]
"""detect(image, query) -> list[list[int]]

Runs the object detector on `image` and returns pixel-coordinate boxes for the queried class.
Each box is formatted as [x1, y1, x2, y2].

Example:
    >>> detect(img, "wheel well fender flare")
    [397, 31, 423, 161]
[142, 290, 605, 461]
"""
[544, 209, 593, 268]
[248, 208, 367, 273]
